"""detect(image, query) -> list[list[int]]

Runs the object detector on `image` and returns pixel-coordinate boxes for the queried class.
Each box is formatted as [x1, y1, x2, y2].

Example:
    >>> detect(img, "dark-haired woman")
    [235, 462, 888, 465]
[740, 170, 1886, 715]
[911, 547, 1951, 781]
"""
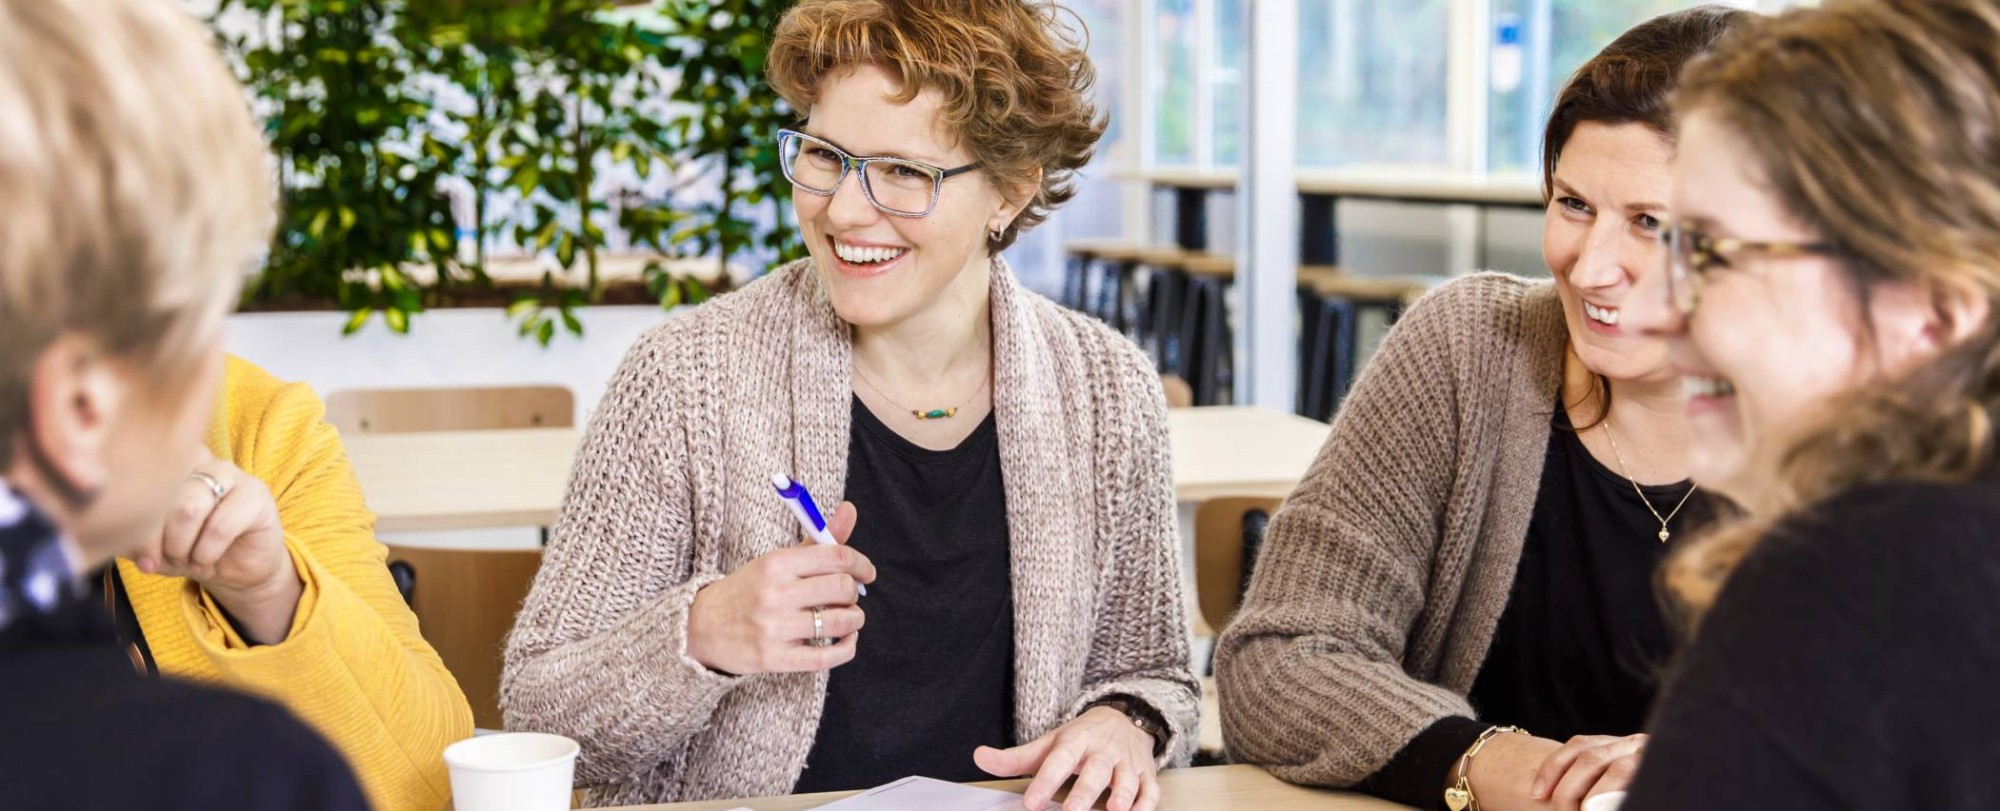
[1215, 7, 1749, 811]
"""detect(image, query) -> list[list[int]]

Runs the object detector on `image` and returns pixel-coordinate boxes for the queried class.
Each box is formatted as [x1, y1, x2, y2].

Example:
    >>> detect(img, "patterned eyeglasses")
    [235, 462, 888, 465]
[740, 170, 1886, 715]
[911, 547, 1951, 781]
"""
[1663, 221, 1842, 314]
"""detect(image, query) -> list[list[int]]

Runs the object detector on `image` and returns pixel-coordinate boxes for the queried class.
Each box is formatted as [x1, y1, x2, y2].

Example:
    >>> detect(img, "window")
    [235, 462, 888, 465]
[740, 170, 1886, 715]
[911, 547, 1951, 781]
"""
[1007, 0, 1130, 295]
[1152, 0, 1198, 165]
[1486, 0, 1721, 173]
[1212, 0, 1246, 165]
[1297, 0, 1451, 168]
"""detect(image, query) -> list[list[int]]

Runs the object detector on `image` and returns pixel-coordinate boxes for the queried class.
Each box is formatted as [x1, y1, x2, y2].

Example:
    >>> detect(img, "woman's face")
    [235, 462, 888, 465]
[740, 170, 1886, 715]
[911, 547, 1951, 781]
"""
[1543, 121, 1681, 388]
[791, 63, 1021, 330]
[1627, 112, 1938, 497]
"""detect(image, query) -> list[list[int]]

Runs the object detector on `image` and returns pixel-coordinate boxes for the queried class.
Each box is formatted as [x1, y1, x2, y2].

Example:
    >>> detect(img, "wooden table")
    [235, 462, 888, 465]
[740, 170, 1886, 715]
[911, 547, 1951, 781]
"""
[1167, 407, 1329, 502]
[347, 407, 1330, 533]
[596, 765, 1407, 811]
[344, 428, 581, 533]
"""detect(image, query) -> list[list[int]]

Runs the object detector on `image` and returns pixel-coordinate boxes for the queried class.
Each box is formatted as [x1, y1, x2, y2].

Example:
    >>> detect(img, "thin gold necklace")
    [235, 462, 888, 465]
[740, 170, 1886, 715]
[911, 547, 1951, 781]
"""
[1601, 419, 1698, 543]
[852, 361, 991, 421]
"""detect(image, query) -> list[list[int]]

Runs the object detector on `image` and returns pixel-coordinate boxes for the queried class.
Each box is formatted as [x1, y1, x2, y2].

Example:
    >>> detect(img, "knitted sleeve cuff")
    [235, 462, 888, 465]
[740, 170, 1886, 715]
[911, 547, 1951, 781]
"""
[1352, 715, 1488, 811]
[1069, 676, 1202, 769]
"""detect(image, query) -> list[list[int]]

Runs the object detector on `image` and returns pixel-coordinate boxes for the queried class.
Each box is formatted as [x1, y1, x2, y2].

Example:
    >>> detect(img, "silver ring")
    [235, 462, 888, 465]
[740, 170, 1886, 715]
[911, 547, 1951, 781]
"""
[810, 606, 828, 647]
[188, 471, 227, 503]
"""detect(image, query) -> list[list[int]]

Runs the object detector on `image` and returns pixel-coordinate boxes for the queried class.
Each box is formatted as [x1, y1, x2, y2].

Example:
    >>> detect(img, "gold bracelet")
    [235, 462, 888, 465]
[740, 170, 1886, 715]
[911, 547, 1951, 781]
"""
[1443, 725, 1526, 811]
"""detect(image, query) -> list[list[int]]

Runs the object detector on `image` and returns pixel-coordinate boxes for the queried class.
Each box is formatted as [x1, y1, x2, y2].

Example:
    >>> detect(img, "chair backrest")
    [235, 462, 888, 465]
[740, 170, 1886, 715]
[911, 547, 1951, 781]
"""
[324, 386, 575, 435]
[1193, 496, 1283, 634]
[388, 545, 544, 731]
[1160, 374, 1195, 409]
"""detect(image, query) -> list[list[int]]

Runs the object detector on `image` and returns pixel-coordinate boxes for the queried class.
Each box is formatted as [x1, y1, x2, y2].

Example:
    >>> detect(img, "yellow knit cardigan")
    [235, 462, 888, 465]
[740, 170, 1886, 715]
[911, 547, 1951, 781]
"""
[113, 356, 473, 811]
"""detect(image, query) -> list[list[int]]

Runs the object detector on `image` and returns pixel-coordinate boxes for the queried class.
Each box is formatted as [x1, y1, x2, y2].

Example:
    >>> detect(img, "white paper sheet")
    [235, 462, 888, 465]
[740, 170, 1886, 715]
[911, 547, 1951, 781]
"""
[807, 776, 1056, 811]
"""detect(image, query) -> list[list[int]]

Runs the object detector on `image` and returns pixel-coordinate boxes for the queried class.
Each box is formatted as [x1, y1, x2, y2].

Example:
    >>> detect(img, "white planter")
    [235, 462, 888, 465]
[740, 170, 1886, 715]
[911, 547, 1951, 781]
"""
[225, 304, 680, 426]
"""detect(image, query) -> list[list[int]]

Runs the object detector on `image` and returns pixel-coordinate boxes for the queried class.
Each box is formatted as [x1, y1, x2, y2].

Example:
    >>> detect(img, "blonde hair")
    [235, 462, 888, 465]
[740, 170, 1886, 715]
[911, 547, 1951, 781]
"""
[1667, 0, 2000, 617]
[766, 0, 1107, 253]
[0, 0, 274, 467]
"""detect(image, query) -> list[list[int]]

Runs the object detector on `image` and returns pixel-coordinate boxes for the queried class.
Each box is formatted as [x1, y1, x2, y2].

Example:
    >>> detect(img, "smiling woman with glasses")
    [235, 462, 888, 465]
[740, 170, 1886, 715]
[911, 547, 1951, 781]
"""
[1609, 0, 2000, 807]
[501, 2, 1198, 809]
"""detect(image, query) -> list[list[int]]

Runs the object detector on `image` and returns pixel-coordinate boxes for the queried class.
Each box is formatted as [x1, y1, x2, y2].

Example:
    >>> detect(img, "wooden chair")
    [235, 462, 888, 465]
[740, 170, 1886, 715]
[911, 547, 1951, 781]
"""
[323, 385, 574, 435]
[1160, 374, 1195, 409]
[329, 385, 575, 730]
[1193, 496, 1284, 636]
[1294, 268, 1437, 419]
[392, 546, 544, 731]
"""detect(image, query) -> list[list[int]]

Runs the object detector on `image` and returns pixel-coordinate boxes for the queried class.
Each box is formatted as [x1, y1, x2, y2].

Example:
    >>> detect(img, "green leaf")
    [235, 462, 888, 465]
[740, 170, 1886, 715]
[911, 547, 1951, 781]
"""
[385, 307, 410, 334]
[506, 297, 540, 319]
[342, 308, 372, 335]
[309, 209, 333, 239]
[559, 307, 583, 336]
[537, 318, 556, 345]
[556, 232, 576, 268]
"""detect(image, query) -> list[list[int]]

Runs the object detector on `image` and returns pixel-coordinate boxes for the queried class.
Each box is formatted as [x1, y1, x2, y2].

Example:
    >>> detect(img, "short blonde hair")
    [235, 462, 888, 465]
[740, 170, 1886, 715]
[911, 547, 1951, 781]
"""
[0, 0, 273, 467]
[767, 0, 1107, 253]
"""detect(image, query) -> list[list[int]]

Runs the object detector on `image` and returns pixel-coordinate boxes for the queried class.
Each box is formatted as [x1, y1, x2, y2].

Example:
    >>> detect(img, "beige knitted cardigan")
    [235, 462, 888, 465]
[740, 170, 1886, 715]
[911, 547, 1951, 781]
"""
[1214, 272, 1567, 788]
[501, 258, 1199, 805]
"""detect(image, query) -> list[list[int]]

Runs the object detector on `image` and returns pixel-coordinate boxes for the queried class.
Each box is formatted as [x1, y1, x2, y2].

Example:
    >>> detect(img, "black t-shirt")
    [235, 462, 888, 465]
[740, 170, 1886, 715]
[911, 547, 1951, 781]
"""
[1626, 476, 2000, 811]
[1357, 404, 1715, 808]
[793, 397, 1015, 793]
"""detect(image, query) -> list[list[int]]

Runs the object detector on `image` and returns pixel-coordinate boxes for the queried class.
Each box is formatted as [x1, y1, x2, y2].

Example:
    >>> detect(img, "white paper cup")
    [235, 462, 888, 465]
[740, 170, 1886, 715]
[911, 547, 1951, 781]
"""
[1583, 790, 1628, 811]
[444, 732, 579, 811]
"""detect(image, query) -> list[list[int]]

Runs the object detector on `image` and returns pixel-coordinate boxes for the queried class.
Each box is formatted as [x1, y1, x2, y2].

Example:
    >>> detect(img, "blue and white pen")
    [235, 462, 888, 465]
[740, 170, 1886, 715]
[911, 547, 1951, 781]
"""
[770, 473, 866, 595]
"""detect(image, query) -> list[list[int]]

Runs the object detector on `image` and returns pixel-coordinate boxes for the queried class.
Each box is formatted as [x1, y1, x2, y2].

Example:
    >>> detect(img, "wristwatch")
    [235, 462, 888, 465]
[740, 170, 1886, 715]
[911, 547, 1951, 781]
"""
[1086, 696, 1169, 757]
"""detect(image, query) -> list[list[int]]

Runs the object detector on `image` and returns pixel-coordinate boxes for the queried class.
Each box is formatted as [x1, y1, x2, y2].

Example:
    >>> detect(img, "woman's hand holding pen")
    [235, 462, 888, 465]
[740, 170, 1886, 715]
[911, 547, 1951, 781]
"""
[686, 502, 876, 675]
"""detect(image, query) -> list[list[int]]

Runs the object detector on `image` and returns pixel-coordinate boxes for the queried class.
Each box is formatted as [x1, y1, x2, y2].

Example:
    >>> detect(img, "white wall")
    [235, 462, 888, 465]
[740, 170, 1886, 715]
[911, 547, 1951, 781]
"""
[225, 305, 676, 427]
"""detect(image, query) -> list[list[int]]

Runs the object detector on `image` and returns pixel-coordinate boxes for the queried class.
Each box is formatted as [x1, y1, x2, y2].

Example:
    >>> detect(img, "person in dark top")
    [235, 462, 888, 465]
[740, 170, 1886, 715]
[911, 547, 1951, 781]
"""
[1618, 0, 2000, 807]
[498, 3, 1197, 809]
[795, 399, 1015, 791]
[1351, 403, 1716, 811]
[1, 488, 368, 811]
[1627, 479, 2000, 809]
[0, 3, 367, 808]
[1214, 8, 1749, 811]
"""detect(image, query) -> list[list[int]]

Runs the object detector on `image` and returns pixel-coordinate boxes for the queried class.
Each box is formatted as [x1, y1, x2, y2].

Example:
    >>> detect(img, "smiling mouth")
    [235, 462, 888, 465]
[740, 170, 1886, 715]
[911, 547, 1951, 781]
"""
[1682, 373, 1737, 399]
[1583, 301, 1621, 327]
[829, 237, 910, 266]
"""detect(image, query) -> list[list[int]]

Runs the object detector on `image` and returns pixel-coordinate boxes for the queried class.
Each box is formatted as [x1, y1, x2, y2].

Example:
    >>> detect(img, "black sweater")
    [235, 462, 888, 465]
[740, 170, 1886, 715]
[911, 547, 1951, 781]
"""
[1626, 477, 2000, 810]
[0, 486, 368, 811]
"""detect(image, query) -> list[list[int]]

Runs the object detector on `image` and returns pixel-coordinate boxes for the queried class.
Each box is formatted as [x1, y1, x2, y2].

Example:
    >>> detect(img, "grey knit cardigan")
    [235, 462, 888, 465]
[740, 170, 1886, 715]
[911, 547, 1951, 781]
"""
[501, 258, 1200, 806]
[1214, 273, 1568, 787]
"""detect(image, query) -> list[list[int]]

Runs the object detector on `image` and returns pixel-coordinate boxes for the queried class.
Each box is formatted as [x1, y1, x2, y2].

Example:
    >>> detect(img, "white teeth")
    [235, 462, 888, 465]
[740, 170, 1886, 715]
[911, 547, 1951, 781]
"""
[1584, 302, 1620, 326]
[832, 241, 908, 265]
[1682, 375, 1737, 399]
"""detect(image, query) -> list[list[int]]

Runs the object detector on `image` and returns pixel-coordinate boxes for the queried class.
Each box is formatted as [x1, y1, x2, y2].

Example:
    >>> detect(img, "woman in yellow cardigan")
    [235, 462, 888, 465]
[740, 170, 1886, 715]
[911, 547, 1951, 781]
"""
[111, 355, 473, 811]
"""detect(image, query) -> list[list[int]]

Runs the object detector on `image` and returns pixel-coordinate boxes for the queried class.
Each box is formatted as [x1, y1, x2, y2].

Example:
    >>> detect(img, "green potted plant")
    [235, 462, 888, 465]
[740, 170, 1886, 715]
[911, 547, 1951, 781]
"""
[210, 0, 804, 344]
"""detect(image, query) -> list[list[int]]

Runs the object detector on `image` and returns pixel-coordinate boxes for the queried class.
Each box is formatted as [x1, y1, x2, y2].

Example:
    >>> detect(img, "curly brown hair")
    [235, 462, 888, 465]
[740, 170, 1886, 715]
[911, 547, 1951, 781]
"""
[1666, 0, 2000, 619]
[766, 0, 1107, 253]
